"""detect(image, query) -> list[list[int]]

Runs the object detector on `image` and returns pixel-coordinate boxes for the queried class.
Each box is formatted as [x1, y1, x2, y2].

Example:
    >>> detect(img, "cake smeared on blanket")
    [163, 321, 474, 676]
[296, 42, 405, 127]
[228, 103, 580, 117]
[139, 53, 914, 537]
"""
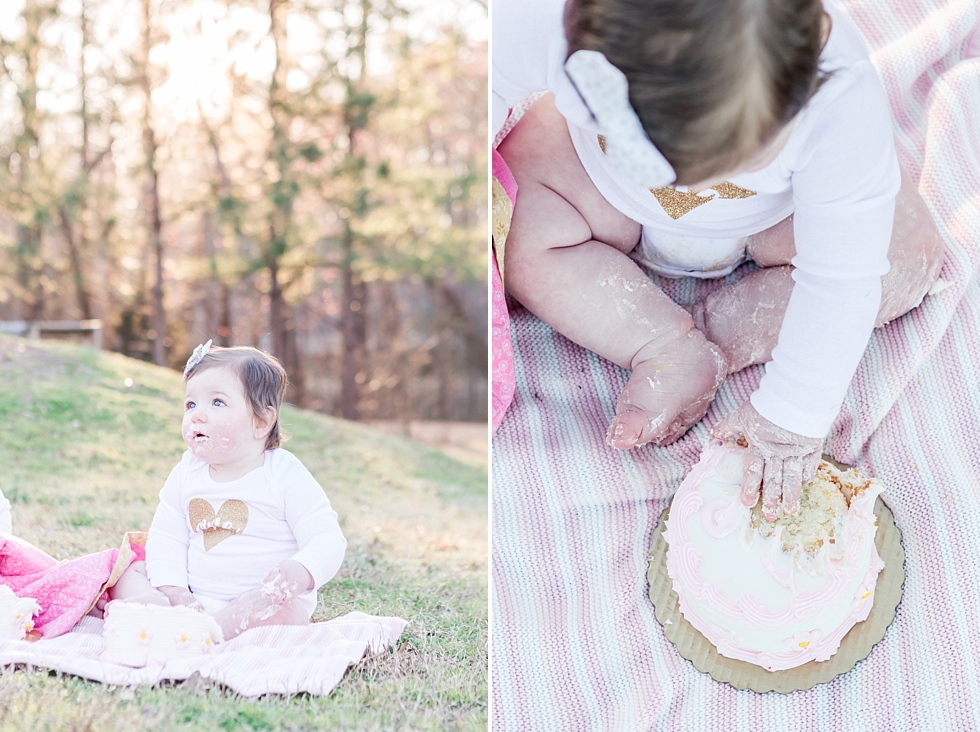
[664, 443, 885, 672]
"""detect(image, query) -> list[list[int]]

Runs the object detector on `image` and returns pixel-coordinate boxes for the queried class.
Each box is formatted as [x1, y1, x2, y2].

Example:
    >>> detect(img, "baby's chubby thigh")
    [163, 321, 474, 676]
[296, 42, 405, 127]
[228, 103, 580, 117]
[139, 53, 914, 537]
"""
[212, 587, 310, 641]
[497, 93, 640, 260]
[876, 164, 945, 324]
[108, 561, 170, 607]
[498, 94, 646, 366]
[497, 94, 726, 449]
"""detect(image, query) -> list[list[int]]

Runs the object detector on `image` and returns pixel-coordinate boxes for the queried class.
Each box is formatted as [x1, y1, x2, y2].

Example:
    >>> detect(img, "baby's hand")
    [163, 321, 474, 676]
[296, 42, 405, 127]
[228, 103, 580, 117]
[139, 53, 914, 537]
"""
[261, 560, 313, 605]
[713, 400, 823, 520]
[157, 585, 205, 612]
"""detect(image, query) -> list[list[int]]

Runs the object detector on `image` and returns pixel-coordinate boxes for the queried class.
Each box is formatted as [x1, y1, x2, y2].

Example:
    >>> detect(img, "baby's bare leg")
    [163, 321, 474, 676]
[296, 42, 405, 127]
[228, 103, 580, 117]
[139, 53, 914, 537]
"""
[212, 587, 309, 641]
[107, 561, 170, 606]
[500, 94, 726, 448]
[694, 164, 945, 372]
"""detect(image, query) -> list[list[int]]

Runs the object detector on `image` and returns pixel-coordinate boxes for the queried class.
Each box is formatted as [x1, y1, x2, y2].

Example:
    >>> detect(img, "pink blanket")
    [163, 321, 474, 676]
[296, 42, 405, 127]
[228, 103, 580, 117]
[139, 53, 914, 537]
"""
[492, 1, 980, 729]
[492, 148, 518, 435]
[0, 533, 140, 638]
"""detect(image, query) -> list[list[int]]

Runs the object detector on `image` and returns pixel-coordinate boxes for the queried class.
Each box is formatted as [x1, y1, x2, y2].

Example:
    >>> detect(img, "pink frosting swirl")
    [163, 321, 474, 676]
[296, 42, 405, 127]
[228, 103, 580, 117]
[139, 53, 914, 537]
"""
[701, 495, 742, 539]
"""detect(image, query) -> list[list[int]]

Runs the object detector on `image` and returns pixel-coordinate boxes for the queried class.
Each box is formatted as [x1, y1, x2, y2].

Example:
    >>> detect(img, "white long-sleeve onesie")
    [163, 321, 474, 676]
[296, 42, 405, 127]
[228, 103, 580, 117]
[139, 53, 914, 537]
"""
[493, 0, 901, 438]
[145, 448, 347, 617]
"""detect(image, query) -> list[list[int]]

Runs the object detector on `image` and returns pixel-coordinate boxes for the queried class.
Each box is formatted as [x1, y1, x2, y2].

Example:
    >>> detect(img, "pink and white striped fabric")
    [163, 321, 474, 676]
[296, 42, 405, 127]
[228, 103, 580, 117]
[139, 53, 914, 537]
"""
[491, 1, 980, 729]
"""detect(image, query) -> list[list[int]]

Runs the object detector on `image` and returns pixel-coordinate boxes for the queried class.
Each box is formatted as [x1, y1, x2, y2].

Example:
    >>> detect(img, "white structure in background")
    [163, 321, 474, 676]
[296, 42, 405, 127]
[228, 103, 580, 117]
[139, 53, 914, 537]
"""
[0, 319, 104, 349]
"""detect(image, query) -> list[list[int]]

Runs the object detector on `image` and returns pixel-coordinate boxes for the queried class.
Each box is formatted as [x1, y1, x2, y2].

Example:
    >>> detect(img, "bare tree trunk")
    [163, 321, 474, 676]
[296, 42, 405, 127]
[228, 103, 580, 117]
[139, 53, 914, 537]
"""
[74, 0, 93, 320]
[199, 105, 238, 348]
[268, 233, 302, 403]
[55, 0, 117, 324]
[338, 0, 371, 421]
[436, 326, 452, 420]
[219, 282, 232, 346]
[80, 0, 89, 168]
[58, 207, 92, 320]
[283, 307, 305, 406]
[15, 0, 43, 321]
[15, 226, 41, 320]
[268, 232, 285, 361]
[147, 131, 165, 365]
[340, 222, 366, 420]
[141, 0, 166, 365]
[264, 0, 306, 403]
[429, 278, 488, 376]
[379, 280, 405, 418]
[200, 211, 218, 338]
[266, 0, 286, 346]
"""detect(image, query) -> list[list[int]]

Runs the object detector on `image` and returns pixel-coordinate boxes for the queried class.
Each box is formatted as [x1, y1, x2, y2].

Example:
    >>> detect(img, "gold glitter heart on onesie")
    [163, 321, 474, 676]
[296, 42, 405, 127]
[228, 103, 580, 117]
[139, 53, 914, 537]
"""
[596, 135, 757, 219]
[188, 498, 249, 551]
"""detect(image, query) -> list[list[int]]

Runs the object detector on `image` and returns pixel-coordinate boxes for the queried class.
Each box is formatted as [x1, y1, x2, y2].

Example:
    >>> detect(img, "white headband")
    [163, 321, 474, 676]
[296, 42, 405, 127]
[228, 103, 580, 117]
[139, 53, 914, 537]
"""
[564, 50, 676, 189]
[184, 339, 213, 377]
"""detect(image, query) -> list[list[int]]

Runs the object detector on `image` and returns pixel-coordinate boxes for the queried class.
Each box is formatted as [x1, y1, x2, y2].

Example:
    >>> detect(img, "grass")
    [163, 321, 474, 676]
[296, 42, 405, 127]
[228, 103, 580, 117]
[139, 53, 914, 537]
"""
[0, 335, 488, 731]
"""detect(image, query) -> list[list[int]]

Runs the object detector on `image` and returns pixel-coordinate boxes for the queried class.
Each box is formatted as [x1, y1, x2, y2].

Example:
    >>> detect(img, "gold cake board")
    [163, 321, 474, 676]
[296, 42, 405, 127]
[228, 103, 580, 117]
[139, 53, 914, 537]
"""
[648, 496, 905, 693]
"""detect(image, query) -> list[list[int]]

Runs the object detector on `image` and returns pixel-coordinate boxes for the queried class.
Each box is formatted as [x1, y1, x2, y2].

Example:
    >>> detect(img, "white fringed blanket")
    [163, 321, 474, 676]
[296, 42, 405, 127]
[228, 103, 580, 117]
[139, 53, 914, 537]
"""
[0, 611, 407, 697]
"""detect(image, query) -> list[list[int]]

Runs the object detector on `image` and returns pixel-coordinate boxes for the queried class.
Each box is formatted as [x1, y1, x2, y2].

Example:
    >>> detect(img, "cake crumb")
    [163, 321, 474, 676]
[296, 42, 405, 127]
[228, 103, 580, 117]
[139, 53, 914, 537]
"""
[750, 460, 871, 556]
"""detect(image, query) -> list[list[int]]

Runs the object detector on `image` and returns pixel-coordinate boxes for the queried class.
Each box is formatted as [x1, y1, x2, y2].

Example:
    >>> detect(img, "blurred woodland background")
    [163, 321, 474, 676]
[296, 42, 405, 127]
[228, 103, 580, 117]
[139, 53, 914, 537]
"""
[0, 0, 488, 423]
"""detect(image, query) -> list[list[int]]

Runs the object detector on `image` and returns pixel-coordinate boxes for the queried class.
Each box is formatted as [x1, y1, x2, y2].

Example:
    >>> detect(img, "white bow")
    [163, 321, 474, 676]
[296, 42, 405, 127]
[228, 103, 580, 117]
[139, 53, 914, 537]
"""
[565, 50, 676, 189]
[184, 339, 213, 377]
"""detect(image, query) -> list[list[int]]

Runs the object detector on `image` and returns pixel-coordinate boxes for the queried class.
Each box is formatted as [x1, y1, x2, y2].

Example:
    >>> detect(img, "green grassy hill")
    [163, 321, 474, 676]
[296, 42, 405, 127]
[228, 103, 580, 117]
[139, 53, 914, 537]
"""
[0, 335, 487, 731]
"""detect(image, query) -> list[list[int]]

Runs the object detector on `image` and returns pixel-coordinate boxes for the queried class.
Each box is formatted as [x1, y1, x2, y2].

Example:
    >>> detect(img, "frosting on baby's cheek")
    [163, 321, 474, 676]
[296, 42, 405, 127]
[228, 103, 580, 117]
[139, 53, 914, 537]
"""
[183, 414, 253, 460]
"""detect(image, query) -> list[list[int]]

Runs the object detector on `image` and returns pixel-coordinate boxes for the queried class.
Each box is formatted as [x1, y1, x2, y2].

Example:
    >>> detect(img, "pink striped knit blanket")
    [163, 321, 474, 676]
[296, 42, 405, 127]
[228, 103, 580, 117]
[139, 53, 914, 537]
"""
[492, 1, 980, 729]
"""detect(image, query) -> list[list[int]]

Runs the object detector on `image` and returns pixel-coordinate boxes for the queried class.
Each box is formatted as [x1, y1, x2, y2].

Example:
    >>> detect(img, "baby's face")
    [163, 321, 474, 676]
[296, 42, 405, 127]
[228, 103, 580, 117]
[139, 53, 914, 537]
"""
[182, 366, 266, 466]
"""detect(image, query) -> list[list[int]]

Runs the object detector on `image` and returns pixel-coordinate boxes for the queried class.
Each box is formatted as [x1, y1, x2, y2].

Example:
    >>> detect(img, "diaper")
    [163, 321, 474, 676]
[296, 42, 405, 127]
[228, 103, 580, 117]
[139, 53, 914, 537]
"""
[633, 227, 749, 279]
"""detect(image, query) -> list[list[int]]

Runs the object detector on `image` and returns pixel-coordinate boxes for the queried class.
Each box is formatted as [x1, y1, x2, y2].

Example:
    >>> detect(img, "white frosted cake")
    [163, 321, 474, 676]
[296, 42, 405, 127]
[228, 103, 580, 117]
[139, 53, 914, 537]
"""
[664, 443, 885, 672]
[0, 584, 40, 640]
[102, 601, 223, 666]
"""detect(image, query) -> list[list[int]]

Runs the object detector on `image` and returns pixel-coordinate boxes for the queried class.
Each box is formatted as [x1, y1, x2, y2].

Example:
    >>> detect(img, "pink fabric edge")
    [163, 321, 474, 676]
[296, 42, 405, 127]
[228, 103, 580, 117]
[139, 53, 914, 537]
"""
[492, 146, 519, 436]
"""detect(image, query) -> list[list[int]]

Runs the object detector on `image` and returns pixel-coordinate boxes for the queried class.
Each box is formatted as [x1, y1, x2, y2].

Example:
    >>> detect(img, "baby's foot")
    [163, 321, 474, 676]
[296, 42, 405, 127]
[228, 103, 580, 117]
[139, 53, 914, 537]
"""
[607, 328, 727, 449]
[690, 266, 794, 374]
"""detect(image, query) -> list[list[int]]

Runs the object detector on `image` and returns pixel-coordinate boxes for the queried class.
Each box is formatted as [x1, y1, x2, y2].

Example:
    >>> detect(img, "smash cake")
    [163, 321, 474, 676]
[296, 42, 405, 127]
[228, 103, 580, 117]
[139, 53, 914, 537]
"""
[664, 443, 885, 672]
[102, 601, 223, 666]
[0, 584, 40, 640]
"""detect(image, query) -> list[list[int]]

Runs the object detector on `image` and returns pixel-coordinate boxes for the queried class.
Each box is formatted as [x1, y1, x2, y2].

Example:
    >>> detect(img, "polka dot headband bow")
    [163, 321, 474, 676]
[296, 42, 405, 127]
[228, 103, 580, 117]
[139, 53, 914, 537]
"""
[184, 339, 212, 377]
[564, 50, 677, 189]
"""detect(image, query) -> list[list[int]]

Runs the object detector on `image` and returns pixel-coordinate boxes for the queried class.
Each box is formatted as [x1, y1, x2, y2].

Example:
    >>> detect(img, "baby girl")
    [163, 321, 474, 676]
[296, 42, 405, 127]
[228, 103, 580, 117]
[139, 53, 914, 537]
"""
[494, 0, 944, 518]
[110, 342, 346, 640]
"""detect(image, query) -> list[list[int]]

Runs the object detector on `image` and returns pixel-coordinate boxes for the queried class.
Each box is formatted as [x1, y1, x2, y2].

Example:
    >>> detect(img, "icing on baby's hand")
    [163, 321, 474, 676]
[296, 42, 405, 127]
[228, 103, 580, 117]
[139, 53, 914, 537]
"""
[260, 560, 313, 604]
[713, 400, 823, 521]
[158, 585, 205, 613]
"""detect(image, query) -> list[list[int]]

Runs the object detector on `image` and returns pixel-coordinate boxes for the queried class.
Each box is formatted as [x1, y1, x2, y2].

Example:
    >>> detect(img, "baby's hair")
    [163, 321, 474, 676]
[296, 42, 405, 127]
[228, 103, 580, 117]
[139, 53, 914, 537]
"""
[184, 345, 288, 450]
[566, 0, 827, 185]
